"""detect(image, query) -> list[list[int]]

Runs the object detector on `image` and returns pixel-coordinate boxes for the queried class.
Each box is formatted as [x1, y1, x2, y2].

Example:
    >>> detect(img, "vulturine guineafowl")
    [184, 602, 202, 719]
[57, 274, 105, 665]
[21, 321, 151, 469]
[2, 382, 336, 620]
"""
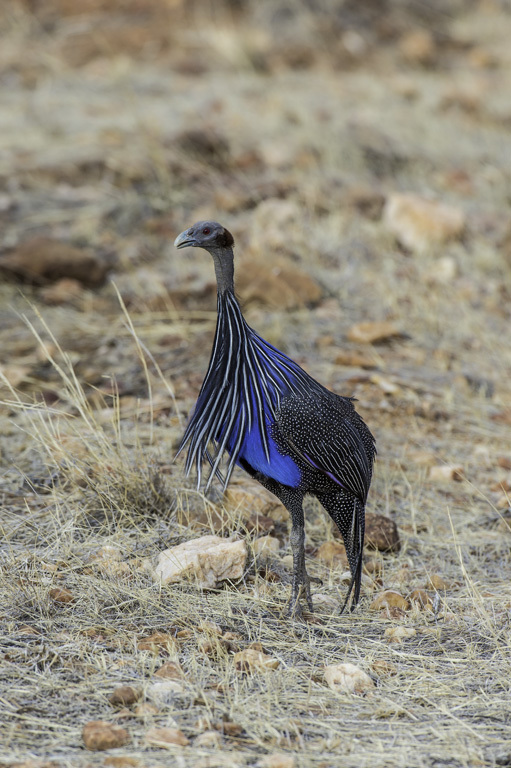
[174, 221, 376, 618]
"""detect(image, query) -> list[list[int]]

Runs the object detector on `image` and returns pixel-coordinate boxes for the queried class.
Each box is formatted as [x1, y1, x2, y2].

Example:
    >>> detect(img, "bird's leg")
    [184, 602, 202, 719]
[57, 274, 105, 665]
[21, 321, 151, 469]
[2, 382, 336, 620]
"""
[288, 514, 314, 617]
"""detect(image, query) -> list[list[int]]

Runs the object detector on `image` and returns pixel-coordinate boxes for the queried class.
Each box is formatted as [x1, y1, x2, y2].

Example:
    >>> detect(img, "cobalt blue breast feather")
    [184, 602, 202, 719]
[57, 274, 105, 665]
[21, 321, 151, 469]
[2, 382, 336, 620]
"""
[176, 291, 311, 491]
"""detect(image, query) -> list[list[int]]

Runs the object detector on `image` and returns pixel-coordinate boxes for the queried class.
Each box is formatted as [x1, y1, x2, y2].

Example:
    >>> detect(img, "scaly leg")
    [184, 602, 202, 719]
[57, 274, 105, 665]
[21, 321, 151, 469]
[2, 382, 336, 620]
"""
[288, 519, 313, 617]
[252, 478, 316, 619]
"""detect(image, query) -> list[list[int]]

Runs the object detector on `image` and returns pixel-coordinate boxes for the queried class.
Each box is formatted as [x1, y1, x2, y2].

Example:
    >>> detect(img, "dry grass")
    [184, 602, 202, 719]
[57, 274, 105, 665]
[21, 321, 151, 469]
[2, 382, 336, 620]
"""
[2, 1, 511, 766]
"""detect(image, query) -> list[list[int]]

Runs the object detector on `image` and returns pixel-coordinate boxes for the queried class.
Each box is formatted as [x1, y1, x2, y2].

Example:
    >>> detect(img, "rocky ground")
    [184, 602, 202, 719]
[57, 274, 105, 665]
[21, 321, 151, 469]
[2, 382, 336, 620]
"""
[1, 1, 511, 767]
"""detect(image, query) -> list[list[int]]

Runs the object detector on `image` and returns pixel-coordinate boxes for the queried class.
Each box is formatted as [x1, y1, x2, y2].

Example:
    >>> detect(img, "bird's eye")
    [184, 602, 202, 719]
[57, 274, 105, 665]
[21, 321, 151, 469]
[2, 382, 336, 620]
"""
[202, 227, 211, 235]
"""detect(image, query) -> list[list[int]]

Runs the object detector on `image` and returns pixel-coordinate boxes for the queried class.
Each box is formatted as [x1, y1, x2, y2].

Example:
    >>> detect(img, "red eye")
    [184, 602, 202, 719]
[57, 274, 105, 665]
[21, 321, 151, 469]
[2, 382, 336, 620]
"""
[202, 227, 211, 235]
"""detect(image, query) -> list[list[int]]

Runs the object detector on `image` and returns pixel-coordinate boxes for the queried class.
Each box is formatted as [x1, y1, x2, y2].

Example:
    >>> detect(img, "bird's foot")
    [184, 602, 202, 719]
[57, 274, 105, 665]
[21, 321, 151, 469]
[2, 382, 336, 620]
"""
[287, 563, 318, 619]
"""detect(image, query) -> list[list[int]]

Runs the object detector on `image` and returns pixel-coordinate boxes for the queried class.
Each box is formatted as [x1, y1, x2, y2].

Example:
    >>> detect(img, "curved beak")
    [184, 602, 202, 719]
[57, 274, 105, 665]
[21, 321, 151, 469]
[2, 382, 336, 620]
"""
[174, 229, 197, 249]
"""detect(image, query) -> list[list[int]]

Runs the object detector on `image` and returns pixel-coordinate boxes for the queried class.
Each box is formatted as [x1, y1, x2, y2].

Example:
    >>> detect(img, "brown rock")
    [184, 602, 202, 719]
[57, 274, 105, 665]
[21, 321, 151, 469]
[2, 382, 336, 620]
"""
[137, 632, 176, 654]
[371, 660, 398, 677]
[224, 480, 280, 518]
[324, 663, 374, 695]
[252, 535, 281, 560]
[198, 619, 223, 636]
[315, 541, 348, 569]
[153, 535, 247, 589]
[82, 721, 130, 751]
[145, 726, 189, 748]
[237, 261, 322, 311]
[214, 720, 243, 737]
[108, 686, 141, 707]
[384, 193, 465, 253]
[40, 277, 84, 305]
[154, 661, 183, 680]
[370, 590, 409, 612]
[334, 350, 378, 368]
[399, 30, 436, 66]
[426, 574, 450, 591]
[408, 589, 433, 611]
[245, 512, 275, 535]
[365, 513, 400, 553]
[364, 557, 382, 575]
[0, 237, 109, 286]
[234, 648, 280, 672]
[104, 757, 139, 768]
[49, 587, 74, 603]
[347, 321, 403, 345]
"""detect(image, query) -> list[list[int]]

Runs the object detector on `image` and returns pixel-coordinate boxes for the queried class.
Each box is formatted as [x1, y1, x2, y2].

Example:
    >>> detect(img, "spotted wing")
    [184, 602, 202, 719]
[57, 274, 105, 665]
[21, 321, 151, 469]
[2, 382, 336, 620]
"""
[276, 392, 376, 503]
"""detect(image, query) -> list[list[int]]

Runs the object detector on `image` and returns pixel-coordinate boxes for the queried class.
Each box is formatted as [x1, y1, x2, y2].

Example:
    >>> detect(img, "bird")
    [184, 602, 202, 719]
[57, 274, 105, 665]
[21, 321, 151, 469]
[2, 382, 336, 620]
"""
[173, 220, 376, 618]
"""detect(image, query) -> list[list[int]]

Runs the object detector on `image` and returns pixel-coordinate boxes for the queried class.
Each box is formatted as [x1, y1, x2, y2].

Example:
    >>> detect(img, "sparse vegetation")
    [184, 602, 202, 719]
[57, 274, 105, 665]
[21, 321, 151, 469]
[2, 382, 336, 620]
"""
[1, 1, 511, 767]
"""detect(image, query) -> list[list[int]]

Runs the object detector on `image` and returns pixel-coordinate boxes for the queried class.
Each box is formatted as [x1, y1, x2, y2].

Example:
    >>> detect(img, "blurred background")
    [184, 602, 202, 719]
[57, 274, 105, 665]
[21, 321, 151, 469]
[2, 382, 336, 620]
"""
[0, 0, 510, 449]
[1, 7, 511, 763]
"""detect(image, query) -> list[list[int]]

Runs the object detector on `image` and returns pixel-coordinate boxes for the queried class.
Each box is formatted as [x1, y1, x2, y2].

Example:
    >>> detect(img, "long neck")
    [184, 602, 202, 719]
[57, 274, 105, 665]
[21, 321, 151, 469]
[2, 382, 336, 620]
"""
[209, 246, 235, 295]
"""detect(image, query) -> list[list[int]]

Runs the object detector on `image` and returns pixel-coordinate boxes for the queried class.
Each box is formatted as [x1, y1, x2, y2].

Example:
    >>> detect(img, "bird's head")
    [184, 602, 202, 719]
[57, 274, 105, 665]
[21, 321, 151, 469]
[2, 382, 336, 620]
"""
[174, 221, 234, 252]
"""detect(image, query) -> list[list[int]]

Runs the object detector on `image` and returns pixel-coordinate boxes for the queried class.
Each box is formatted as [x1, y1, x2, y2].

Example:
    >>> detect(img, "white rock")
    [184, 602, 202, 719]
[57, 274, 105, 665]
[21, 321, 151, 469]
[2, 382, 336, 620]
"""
[252, 535, 281, 560]
[324, 663, 375, 695]
[147, 681, 186, 703]
[154, 536, 247, 589]
[384, 626, 417, 644]
[429, 465, 464, 482]
[384, 192, 465, 253]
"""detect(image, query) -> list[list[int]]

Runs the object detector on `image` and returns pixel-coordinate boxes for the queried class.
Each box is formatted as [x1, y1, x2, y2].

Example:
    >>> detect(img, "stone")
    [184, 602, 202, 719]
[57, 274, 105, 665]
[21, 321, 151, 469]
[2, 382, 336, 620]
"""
[384, 193, 465, 253]
[233, 648, 280, 671]
[365, 512, 400, 552]
[108, 686, 141, 707]
[82, 721, 130, 751]
[426, 574, 450, 591]
[0, 237, 109, 286]
[334, 350, 378, 368]
[252, 536, 281, 560]
[147, 680, 186, 702]
[154, 535, 247, 589]
[40, 277, 84, 305]
[384, 626, 416, 643]
[324, 663, 375, 695]
[408, 588, 433, 611]
[49, 587, 74, 603]
[347, 321, 403, 345]
[137, 632, 177, 654]
[104, 758, 139, 768]
[399, 29, 436, 65]
[370, 590, 409, 612]
[245, 512, 276, 535]
[429, 465, 464, 482]
[371, 660, 398, 677]
[315, 541, 348, 569]
[237, 260, 322, 311]
[224, 480, 280, 518]
[145, 726, 189, 748]
[154, 661, 184, 680]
